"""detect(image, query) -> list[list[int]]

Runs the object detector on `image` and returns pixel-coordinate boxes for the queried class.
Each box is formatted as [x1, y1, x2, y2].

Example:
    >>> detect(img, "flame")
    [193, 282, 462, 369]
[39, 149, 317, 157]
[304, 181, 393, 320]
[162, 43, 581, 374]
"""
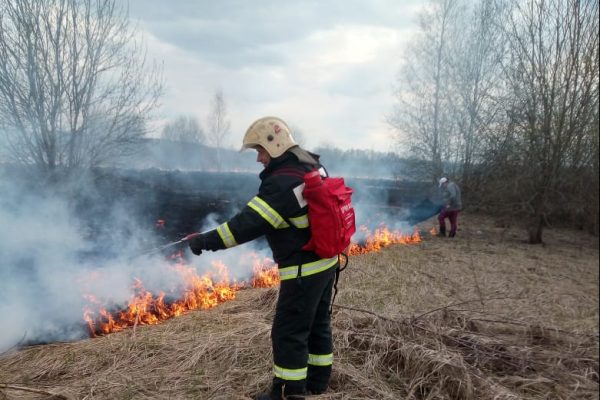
[83, 223, 429, 337]
[347, 224, 421, 255]
[251, 257, 280, 288]
[83, 253, 277, 337]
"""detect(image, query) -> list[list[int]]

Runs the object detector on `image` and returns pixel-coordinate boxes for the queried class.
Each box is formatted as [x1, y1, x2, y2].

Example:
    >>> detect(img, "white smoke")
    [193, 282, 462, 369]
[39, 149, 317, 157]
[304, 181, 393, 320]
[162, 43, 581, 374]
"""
[0, 151, 433, 352]
[0, 190, 91, 349]
[0, 171, 270, 352]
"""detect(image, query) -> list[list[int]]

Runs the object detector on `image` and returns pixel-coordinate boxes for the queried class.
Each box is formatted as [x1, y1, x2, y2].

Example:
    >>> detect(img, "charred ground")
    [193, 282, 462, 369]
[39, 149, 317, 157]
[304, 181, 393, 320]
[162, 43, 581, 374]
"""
[1, 164, 433, 242]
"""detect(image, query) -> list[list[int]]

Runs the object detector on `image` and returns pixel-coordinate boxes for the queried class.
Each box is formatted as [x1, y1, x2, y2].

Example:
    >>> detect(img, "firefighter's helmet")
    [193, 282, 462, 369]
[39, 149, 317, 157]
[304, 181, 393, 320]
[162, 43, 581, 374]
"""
[241, 116, 297, 158]
[439, 177, 448, 187]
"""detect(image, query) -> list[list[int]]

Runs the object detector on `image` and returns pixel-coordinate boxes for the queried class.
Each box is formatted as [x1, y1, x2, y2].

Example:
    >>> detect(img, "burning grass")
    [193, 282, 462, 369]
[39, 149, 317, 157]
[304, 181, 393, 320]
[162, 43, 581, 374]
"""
[82, 253, 279, 337]
[0, 213, 598, 399]
[81, 226, 419, 337]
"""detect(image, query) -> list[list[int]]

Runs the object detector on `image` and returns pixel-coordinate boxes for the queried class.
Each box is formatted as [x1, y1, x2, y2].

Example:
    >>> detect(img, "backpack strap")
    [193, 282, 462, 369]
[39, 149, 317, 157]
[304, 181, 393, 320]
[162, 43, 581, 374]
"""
[273, 164, 350, 306]
[329, 252, 348, 314]
[270, 167, 306, 179]
[271, 164, 314, 228]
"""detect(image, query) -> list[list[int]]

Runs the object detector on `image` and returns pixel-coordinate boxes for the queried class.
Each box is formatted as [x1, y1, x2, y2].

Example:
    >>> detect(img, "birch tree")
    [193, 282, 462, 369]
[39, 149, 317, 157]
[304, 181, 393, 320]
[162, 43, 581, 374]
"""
[446, 0, 508, 190]
[390, 0, 462, 180]
[206, 88, 231, 171]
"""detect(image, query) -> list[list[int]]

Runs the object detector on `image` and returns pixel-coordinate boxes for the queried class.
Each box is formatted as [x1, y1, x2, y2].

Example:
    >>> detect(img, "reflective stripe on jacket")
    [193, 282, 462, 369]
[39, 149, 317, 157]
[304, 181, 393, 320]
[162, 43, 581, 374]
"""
[202, 152, 326, 268]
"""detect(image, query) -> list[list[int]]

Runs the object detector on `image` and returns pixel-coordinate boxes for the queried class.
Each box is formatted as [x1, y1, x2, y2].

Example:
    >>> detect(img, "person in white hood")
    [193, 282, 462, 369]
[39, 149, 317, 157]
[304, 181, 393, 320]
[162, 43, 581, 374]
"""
[437, 177, 462, 237]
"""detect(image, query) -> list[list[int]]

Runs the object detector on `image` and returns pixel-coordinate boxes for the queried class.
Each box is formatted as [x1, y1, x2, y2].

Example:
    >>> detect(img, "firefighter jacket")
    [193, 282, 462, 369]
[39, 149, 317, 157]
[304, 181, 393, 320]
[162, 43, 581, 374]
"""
[201, 151, 339, 278]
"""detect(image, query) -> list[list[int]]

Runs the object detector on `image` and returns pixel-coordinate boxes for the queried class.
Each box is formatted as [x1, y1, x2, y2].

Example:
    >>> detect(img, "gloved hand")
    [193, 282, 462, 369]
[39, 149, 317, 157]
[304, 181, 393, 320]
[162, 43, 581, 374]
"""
[186, 232, 205, 256]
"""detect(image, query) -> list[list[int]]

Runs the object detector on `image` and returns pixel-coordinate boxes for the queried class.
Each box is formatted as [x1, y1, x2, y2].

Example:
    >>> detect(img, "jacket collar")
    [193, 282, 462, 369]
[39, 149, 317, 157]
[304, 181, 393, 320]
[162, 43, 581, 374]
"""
[259, 152, 296, 180]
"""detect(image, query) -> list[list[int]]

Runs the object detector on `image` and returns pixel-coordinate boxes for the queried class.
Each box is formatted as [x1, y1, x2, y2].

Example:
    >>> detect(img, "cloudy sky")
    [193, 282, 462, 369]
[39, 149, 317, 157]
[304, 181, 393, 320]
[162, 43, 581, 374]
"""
[128, 0, 421, 152]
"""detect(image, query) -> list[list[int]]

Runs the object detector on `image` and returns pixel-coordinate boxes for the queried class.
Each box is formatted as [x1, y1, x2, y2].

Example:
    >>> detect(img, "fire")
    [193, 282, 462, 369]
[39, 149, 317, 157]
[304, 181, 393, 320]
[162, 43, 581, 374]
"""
[347, 224, 421, 255]
[251, 259, 280, 288]
[83, 223, 427, 337]
[83, 252, 277, 337]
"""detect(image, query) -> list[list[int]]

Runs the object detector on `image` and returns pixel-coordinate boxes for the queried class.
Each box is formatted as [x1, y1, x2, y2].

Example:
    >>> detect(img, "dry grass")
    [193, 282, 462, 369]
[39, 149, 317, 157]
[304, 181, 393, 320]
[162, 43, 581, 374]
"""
[1, 213, 598, 399]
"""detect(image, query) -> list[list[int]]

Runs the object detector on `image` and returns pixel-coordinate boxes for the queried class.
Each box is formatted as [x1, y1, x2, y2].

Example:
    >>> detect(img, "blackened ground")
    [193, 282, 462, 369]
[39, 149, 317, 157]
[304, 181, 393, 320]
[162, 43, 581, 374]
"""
[0, 165, 435, 247]
[81, 169, 435, 241]
[74, 168, 263, 258]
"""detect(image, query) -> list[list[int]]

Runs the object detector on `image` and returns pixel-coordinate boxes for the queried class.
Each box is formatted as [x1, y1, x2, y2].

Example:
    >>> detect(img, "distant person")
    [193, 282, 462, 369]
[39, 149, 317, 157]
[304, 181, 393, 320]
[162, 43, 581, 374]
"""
[437, 177, 462, 237]
[187, 116, 337, 400]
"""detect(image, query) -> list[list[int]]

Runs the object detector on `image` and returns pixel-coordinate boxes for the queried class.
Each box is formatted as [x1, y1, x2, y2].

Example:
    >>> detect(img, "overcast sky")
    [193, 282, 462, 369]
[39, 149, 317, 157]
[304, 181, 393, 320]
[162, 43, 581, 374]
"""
[128, 0, 421, 153]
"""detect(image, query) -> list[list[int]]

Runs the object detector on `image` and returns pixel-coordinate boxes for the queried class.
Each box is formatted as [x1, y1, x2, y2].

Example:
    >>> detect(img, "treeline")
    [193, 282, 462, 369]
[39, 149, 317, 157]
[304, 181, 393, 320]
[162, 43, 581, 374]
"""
[127, 139, 259, 173]
[127, 139, 419, 181]
[311, 147, 409, 179]
[391, 0, 599, 241]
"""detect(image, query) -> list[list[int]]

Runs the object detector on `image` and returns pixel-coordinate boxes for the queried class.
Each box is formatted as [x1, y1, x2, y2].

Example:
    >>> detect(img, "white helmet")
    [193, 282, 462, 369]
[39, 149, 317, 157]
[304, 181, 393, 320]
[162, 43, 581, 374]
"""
[241, 116, 297, 158]
[439, 177, 448, 187]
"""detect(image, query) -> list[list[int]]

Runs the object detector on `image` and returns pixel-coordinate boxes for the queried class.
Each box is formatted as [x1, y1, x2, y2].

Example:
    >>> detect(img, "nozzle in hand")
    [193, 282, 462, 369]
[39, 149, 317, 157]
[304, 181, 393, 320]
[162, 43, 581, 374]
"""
[184, 232, 201, 241]
[186, 232, 205, 256]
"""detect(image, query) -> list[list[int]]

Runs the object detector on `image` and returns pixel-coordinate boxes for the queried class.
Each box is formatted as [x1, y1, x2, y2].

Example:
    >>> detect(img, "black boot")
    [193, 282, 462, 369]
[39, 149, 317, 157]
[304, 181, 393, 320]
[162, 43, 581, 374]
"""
[307, 364, 331, 395]
[253, 390, 304, 400]
[282, 380, 305, 400]
[437, 226, 446, 237]
[254, 378, 282, 400]
[254, 394, 274, 400]
[254, 394, 304, 400]
[254, 378, 305, 400]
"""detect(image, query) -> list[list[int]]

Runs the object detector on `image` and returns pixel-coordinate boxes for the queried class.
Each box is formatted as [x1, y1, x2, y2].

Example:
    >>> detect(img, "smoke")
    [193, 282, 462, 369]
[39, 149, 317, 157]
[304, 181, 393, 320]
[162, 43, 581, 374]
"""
[0, 168, 269, 352]
[127, 138, 260, 172]
[0, 150, 435, 351]
[345, 180, 435, 236]
[0, 186, 91, 349]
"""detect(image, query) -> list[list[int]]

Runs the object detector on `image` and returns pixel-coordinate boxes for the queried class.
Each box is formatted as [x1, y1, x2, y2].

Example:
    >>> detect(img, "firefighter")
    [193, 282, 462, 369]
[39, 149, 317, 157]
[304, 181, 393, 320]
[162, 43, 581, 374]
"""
[437, 177, 462, 237]
[188, 116, 337, 400]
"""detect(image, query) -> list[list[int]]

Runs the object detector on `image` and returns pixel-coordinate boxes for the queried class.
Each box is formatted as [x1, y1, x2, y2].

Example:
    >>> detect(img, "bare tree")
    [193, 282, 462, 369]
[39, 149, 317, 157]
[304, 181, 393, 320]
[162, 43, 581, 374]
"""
[446, 0, 508, 190]
[0, 0, 162, 174]
[390, 0, 598, 241]
[161, 115, 205, 144]
[495, 0, 599, 243]
[390, 0, 462, 180]
[206, 88, 231, 171]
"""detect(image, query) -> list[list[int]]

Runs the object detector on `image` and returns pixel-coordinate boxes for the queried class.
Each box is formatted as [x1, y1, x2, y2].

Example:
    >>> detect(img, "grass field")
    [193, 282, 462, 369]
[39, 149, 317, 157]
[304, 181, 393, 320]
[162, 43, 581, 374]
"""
[0, 213, 598, 399]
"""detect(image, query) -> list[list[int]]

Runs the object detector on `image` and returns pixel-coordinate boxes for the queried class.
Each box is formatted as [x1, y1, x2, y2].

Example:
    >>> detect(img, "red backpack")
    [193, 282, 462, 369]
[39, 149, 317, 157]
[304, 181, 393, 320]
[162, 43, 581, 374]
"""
[301, 170, 356, 258]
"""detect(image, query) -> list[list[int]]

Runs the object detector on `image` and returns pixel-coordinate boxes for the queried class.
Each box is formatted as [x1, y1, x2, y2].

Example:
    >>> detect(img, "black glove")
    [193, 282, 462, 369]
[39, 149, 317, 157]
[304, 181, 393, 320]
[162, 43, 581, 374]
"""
[186, 233, 206, 256]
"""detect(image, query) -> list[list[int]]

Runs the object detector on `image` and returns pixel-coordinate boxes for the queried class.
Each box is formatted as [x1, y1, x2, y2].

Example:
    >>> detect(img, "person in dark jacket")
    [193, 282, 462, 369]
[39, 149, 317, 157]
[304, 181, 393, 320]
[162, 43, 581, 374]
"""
[187, 116, 338, 400]
[437, 177, 463, 237]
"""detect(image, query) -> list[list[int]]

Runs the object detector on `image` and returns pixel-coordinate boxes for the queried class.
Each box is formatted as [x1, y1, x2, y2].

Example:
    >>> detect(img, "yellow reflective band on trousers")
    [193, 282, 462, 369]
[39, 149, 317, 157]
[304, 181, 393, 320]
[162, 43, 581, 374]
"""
[308, 353, 333, 366]
[248, 196, 290, 229]
[273, 364, 308, 381]
[278, 256, 338, 281]
[216, 222, 237, 248]
[289, 214, 309, 228]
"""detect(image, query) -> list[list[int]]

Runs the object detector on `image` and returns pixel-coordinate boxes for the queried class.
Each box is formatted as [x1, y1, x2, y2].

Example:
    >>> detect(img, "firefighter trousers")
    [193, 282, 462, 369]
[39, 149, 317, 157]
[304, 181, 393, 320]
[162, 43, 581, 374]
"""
[271, 264, 337, 395]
